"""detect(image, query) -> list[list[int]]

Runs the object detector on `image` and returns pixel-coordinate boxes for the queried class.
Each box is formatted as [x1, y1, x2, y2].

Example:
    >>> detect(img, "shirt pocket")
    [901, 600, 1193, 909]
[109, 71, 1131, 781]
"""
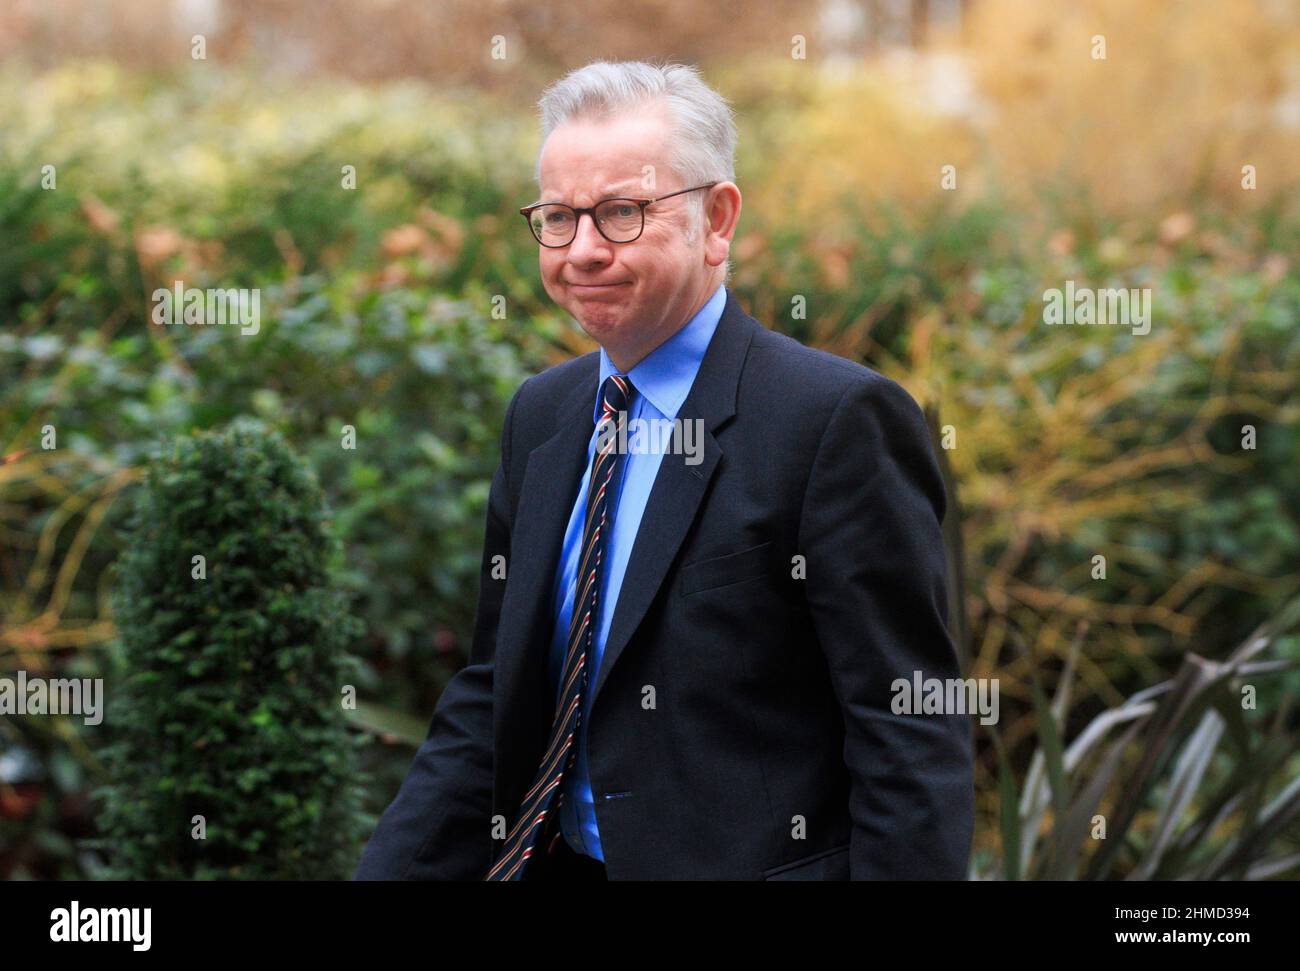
[679, 540, 775, 596]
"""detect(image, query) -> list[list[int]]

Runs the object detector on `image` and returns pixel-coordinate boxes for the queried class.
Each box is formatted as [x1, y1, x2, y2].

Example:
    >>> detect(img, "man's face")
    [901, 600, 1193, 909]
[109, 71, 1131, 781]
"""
[535, 103, 726, 370]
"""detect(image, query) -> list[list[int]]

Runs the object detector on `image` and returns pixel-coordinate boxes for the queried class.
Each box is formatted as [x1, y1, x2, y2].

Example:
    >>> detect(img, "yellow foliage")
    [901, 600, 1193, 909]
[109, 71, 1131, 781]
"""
[966, 0, 1300, 216]
[742, 0, 1300, 233]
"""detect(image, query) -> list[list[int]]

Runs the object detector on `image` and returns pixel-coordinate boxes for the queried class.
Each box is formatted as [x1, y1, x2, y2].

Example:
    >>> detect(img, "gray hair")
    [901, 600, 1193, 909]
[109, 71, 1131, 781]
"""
[535, 60, 738, 280]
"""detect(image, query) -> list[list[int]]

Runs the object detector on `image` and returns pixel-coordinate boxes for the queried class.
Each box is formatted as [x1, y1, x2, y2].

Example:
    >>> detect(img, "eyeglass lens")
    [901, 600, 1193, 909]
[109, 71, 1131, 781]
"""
[529, 200, 643, 245]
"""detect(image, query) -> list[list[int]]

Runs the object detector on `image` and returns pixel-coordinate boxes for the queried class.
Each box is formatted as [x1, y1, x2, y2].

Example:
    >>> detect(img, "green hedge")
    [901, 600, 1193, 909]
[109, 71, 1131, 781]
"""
[91, 419, 368, 879]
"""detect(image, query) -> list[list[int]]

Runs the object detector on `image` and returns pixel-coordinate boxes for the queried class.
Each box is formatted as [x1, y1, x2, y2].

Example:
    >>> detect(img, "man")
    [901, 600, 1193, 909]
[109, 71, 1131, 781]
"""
[355, 59, 973, 881]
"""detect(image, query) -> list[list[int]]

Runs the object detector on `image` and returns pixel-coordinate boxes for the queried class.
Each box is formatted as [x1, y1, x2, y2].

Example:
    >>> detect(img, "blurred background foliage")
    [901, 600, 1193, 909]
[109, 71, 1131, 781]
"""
[1, 0, 1298, 878]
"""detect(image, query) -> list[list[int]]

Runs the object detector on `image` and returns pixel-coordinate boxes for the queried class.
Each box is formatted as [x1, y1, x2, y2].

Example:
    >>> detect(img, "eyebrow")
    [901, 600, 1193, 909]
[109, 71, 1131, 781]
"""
[533, 182, 642, 205]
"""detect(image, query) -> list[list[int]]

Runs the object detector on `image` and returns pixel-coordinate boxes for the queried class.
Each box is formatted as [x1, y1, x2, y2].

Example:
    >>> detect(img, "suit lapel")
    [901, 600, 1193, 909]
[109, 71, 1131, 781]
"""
[590, 291, 758, 707]
[492, 292, 758, 814]
[492, 368, 594, 814]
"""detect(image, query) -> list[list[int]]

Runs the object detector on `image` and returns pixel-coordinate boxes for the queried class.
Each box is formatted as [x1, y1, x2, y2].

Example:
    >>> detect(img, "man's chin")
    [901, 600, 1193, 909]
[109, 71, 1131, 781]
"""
[577, 315, 621, 345]
[572, 305, 627, 341]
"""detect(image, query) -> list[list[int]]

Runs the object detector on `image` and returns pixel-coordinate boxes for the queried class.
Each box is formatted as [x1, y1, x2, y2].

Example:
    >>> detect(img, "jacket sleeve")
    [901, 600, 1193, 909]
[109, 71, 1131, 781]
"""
[353, 383, 520, 880]
[796, 373, 974, 879]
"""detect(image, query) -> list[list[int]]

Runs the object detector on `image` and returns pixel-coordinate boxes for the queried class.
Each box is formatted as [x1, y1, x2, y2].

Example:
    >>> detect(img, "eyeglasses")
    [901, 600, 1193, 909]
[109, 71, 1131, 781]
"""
[520, 182, 719, 247]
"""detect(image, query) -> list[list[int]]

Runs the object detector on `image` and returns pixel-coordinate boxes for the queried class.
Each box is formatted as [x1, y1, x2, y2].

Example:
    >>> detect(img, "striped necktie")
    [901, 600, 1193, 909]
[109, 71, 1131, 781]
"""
[486, 373, 635, 880]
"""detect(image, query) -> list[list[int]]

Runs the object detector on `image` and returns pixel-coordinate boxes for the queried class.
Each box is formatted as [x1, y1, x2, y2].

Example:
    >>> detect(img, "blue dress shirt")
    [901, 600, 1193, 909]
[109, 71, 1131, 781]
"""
[546, 281, 727, 860]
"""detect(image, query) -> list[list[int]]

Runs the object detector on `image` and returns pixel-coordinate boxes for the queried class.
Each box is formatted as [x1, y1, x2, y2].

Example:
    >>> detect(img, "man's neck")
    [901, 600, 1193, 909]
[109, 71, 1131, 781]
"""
[605, 278, 723, 372]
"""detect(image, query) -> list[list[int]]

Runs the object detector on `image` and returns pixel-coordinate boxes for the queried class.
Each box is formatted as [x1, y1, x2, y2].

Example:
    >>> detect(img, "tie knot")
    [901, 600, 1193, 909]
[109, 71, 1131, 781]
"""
[600, 373, 634, 418]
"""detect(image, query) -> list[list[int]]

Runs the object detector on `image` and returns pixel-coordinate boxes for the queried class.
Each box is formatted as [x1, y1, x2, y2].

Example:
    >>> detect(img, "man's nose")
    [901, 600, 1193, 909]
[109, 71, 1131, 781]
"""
[567, 211, 611, 260]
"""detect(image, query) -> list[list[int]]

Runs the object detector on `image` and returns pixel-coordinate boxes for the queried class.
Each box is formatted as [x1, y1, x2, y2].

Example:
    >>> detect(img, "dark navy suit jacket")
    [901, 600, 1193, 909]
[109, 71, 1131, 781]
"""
[355, 290, 975, 880]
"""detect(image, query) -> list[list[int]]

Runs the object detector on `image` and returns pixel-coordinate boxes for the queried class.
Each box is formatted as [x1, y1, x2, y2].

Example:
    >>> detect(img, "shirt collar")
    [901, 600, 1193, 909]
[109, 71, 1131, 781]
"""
[594, 282, 727, 423]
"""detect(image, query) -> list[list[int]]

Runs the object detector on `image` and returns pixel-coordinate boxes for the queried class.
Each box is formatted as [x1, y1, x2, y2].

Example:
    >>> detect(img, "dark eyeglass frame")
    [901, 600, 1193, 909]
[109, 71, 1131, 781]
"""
[520, 182, 719, 247]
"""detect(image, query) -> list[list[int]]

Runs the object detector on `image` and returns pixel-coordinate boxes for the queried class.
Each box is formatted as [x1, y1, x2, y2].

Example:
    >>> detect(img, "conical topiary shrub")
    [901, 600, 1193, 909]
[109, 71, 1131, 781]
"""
[93, 418, 367, 879]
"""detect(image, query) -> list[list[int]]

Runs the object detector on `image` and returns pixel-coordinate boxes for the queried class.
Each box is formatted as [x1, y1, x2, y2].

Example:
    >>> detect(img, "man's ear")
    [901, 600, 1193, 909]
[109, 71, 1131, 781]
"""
[703, 182, 742, 268]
